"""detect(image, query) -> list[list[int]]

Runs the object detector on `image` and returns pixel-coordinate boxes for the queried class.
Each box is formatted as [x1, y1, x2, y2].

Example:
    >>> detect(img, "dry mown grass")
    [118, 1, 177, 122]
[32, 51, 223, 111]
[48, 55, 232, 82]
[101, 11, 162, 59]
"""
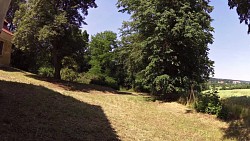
[0, 67, 234, 140]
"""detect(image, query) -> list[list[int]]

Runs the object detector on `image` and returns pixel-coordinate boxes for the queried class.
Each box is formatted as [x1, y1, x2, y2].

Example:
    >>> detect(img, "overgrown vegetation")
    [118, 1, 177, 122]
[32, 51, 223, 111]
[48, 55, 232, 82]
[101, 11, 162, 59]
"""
[8, 0, 215, 102]
[12, 0, 96, 79]
[194, 90, 228, 120]
[117, 0, 214, 101]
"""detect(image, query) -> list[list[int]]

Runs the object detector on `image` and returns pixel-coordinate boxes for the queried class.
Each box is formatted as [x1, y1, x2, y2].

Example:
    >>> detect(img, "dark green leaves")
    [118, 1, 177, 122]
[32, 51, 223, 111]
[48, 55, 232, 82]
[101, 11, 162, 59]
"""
[228, 0, 250, 33]
[118, 0, 214, 99]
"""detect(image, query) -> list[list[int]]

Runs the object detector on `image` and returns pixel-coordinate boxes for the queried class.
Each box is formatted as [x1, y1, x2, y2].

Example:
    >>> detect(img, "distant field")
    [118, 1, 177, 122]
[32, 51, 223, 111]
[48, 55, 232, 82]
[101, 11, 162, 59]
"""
[0, 67, 239, 140]
[218, 89, 250, 98]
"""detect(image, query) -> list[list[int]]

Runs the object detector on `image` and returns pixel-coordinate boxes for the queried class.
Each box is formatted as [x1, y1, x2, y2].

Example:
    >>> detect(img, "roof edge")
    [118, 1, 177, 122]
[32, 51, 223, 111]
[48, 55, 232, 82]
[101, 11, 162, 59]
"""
[1, 28, 13, 36]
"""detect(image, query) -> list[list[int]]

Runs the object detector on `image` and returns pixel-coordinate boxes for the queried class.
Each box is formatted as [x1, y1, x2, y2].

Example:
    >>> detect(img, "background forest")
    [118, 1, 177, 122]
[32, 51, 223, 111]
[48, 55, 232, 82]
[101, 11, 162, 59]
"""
[7, 0, 214, 102]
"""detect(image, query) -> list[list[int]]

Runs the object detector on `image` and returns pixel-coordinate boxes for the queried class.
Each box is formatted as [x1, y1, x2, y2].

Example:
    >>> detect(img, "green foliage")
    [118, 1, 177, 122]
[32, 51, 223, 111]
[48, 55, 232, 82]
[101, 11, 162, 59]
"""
[152, 75, 181, 100]
[11, 45, 37, 72]
[118, 0, 214, 100]
[89, 31, 118, 76]
[38, 67, 54, 78]
[86, 31, 120, 89]
[80, 73, 119, 90]
[195, 90, 228, 119]
[205, 80, 250, 91]
[13, 0, 96, 79]
[228, 0, 250, 33]
[220, 83, 250, 90]
[61, 68, 79, 82]
[103, 76, 119, 90]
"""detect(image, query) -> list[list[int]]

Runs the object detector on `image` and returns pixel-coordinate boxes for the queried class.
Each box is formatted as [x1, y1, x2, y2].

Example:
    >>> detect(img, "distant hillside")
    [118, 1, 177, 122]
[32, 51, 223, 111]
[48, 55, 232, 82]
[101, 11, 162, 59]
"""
[209, 78, 250, 84]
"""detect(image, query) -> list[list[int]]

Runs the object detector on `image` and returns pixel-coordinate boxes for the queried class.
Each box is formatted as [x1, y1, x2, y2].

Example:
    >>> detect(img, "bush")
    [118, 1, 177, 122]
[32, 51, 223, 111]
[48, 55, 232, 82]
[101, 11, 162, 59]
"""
[77, 72, 119, 90]
[194, 90, 228, 120]
[104, 76, 119, 90]
[151, 75, 182, 101]
[61, 68, 79, 81]
[38, 67, 54, 77]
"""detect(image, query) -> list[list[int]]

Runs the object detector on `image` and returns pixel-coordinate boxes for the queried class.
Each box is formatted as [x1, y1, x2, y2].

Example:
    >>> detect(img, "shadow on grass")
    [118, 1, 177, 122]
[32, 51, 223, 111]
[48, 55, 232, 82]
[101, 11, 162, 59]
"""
[25, 74, 133, 95]
[0, 66, 22, 72]
[0, 80, 120, 140]
[221, 96, 250, 140]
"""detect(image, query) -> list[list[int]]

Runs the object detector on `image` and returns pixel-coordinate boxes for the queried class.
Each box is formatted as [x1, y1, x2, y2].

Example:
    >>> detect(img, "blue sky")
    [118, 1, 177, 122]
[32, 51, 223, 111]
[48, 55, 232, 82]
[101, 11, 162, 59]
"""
[83, 0, 250, 81]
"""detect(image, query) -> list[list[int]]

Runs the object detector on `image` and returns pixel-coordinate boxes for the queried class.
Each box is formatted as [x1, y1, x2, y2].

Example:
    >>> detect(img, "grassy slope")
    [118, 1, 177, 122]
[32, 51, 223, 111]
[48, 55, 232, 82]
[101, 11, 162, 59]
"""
[0, 67, 233, 141]
[218, 89, 250, 141]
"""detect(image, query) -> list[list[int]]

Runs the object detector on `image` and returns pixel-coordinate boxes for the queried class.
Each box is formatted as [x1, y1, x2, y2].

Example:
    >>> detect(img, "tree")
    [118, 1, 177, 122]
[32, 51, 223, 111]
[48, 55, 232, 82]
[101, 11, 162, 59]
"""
[228, 0, 250, 33]
[13, 0, 97, 79]
[89, 31, 118, 75]
[87, 31, 120, 88]
[118, 0, 214, 101]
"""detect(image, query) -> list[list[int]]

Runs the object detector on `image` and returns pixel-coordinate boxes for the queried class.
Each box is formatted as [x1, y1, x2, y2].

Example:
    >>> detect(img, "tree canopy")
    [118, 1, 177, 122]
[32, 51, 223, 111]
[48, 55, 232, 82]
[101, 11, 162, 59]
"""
[89, 31, 118, 76]
[117, 0, 214, 100]
[13, 0, 97, 79]
[228, 0, 250, 33]
[9, 0, 217, 101]
[86, 31, 121, 89]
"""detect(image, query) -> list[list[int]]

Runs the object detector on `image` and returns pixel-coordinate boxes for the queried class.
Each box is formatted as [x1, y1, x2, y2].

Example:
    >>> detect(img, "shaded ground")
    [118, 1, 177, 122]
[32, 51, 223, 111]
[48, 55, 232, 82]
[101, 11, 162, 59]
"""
[221, 96, 250, 140]
[0, 67, 234, 140]
[0, 80, 119, 141]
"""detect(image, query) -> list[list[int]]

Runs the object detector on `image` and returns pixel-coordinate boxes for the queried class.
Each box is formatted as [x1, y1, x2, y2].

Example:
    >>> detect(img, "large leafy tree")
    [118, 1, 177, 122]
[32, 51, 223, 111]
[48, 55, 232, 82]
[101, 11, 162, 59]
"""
[118, 0, 214, 101]
[13, 0, 97, 79]
[228, 0, 250, 33]
[88, 31, 119, 80]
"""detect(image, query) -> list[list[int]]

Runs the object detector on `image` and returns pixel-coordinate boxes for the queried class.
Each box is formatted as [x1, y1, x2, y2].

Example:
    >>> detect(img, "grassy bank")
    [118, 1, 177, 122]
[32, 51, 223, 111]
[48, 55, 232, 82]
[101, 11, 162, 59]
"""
[218, 89, 250, 140]
[0, 67, 234, 140]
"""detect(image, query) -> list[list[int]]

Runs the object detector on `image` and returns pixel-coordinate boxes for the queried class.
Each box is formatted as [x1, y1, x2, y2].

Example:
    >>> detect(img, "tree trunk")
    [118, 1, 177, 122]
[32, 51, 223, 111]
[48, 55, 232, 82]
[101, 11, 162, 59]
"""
[188, 84, 195, 104]
[52, 48, 62, 80]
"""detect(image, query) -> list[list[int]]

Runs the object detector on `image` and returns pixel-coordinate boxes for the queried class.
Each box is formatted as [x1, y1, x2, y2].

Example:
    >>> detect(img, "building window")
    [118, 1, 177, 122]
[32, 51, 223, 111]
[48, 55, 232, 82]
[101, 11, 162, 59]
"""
[0, 41, 3, 55]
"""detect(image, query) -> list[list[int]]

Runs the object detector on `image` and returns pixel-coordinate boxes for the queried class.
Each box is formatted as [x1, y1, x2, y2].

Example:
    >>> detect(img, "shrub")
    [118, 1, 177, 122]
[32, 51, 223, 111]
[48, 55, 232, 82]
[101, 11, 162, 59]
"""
[151, 75, 182, 101]
[194, 90, 228, 120]
[104, 76, 119, 90]
[38, 67, 54, 77]
[152, 75, 174, 95]
[76, 73, 90, 84]
[61, 68, 79, 81]
[77, 72, 119, 90]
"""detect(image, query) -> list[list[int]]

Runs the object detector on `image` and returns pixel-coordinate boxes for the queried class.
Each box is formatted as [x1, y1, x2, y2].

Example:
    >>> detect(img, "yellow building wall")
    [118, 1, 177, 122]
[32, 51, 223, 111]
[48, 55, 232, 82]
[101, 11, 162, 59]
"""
[0, 30, 12, 66]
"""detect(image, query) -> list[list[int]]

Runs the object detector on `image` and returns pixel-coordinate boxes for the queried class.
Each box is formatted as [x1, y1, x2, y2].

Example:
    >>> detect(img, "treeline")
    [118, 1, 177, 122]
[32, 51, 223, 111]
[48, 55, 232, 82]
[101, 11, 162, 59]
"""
[7, 0, 214, 101]
[203, 83, 250, 91]
[209, 78, 250, 84]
